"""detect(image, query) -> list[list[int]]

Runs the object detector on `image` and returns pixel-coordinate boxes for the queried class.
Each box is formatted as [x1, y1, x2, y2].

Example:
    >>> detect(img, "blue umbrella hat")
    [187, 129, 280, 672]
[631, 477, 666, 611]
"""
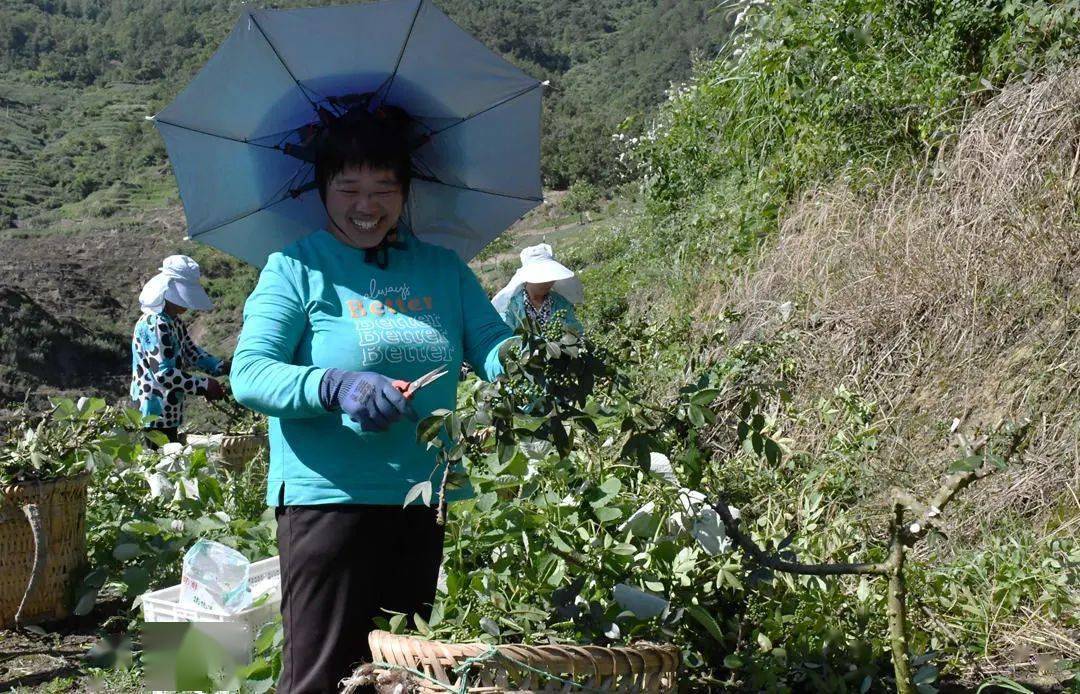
[150, 0, 544, 267]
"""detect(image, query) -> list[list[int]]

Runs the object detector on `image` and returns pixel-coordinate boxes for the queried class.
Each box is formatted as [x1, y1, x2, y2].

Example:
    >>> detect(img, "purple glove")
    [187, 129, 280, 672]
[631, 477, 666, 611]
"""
[319, 368, 410, 431]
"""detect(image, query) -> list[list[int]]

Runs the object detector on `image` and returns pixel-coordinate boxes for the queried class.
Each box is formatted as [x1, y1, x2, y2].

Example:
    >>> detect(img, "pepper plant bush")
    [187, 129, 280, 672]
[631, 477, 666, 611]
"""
[382, 322, 881, 691]
[351, 319, 1077, 692]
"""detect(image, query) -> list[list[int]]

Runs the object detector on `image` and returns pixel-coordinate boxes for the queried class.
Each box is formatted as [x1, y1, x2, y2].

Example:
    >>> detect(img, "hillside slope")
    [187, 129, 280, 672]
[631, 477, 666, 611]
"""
[706, 71, 1079, 683]
[0, 0, 728, 405]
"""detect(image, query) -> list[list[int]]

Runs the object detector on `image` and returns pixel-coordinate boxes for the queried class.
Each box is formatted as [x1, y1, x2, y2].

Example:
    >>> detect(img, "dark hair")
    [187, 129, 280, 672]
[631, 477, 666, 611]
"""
[314, 106, 413, 203]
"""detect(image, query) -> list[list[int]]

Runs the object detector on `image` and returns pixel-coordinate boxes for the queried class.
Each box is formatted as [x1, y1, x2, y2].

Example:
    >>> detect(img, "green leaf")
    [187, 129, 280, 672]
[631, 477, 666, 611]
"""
[414, 613, 431, 636]
[913, 664, 938, 685]
[686, 605, 725, 643]
[416, 414, 446, 443]
[475, 492, 498, 514]
[594, 507, 623, 523]
[948, 455, 980, 473]
[756, 632, 772, 651]
[237, 660, 273, 681]
[121, 520, 160, 536]
[112, 542, 140, 561]
[718, 569, 742, 591]
[492, 450, 528, 477]
[388, 613, 406, 634]
[404, 481, 433, 507]
[723, 654, 743, 669]
[687, 404, 706, 428]
[253, 624, 279, 654]
[599, 477, 622, 495]
[690, 389, 721, 406]
[145, 430, 171, 447]
[445, 572, 462, 597]
[122, 566, 150, 595]
[513, 415, 546, 432]
[73, 589, 98, 616]
[124, 408, 145, 428]
[445, 470, 469, 490]
[428, 602, 444, 628]
[480, 617, 501, 636]
[78, 397, 106, 418]
[763, 438, 782, 466]
[199, 477, 224, 505]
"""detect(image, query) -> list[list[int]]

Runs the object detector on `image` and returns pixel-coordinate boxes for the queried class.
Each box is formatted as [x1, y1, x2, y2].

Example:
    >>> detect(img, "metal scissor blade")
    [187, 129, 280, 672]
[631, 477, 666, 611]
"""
[406, 366, 450, 395]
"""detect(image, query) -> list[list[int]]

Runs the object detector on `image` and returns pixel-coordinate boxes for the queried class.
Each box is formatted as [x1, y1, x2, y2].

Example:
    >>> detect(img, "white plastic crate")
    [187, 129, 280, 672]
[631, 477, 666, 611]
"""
[142, 555, 281, 632]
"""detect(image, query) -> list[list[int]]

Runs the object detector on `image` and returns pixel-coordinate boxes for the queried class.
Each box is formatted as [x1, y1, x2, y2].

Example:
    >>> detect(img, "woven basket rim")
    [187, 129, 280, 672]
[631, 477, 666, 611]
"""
[368, 629, 680, 672]
[1, 471, 92, 496]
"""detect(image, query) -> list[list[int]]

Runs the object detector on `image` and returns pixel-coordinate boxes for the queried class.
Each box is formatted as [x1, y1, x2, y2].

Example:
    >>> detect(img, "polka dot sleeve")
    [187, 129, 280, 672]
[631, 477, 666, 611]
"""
[175, 318, 225, 376]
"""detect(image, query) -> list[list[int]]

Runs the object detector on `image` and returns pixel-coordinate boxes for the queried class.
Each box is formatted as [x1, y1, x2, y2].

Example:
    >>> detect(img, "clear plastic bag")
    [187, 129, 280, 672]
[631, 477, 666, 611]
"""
[179, 539, 252, 615]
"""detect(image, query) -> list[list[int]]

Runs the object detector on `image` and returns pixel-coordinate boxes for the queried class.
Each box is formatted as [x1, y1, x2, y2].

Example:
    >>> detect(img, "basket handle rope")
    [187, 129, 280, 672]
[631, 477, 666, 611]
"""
[14, 500, 47, 626]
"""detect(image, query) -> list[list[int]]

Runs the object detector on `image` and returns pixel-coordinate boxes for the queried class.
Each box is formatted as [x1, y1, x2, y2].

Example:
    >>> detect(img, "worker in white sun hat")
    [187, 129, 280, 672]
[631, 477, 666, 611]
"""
[491, 243, 584, 334]
[131, 255, 229, 445]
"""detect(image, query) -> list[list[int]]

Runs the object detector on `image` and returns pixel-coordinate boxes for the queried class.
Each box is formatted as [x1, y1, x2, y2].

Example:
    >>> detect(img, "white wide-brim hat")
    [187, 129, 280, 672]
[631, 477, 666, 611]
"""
[491, 243, 583, 314]
[139, 255, 214, 315]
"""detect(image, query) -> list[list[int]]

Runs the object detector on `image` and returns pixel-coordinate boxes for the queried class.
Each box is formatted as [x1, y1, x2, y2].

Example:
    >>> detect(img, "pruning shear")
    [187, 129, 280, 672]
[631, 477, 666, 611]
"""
[392, 365, 450, 399]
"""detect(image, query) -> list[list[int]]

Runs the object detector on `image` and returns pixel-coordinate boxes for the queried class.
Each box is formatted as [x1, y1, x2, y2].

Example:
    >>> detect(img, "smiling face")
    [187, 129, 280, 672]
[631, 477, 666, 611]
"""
[324, 165, 405, 249]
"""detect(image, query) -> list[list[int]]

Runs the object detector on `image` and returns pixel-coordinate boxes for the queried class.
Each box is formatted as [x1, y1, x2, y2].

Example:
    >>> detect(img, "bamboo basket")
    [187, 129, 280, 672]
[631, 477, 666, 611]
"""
[348, 630, 680, 693]
[218, 433, 267, 471]
[0, 473, 90, 626]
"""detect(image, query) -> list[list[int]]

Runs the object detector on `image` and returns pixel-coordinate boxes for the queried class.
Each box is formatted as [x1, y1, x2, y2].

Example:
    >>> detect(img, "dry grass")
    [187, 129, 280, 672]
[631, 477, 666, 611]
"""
[713, 67, 1080, 515]
[702, 68, 1080, 684]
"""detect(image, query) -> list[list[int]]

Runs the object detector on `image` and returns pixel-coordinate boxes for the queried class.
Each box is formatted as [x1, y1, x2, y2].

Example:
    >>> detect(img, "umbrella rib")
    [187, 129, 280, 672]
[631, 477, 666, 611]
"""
[247, 12, 322, 112]
[188, 194, 292, 240]
[429, 81, 543, 138]
[375, 0, 425, 107]
[414, 176, 542, 203]
[189, 162, 311, 240]
[154, 118, 285, 151]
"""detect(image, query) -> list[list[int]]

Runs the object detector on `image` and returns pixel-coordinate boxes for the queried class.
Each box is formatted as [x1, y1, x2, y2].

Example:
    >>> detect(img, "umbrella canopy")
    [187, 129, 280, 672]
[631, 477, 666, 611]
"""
[152, 0, 543, 267]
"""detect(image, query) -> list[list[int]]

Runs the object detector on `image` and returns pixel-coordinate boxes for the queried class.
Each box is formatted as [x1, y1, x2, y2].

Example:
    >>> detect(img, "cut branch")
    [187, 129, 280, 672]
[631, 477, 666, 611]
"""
[899, 421, 1029, 543]
[712, 499, 889, 576]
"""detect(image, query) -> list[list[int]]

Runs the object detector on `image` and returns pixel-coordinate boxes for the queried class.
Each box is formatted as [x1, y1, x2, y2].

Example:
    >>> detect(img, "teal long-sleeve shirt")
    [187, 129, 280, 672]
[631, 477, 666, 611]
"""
[231, 229, 514, 506]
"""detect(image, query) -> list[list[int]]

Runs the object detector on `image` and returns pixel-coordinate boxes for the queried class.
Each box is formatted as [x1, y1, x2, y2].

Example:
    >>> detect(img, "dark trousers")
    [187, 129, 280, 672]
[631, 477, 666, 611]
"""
[275, 504, 446, 694]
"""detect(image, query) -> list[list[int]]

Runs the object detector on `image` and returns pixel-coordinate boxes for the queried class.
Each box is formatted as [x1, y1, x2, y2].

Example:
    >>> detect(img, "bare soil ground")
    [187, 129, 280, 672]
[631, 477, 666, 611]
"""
[0, 598, 131, 692]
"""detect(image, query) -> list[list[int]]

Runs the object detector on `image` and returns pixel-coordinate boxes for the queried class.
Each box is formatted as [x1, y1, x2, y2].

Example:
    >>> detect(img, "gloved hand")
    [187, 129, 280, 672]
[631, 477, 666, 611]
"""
[204, 378, 227, 402]
[320, 368, 411, 431]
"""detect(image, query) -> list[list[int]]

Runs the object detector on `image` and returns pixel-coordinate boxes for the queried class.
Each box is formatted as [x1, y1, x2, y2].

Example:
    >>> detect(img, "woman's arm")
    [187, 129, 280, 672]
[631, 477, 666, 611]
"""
[230, 253, 328, 419]
[497, 293, 523, 332]
[177, 321, 226, 375]
[459, 258, 515, 381]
